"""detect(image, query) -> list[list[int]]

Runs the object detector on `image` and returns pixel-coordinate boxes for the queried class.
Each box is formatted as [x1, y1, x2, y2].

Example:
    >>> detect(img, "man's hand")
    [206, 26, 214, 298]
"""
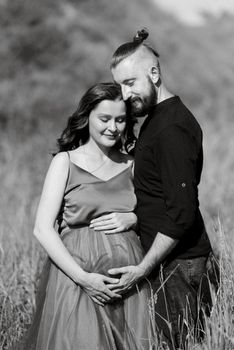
[89, 212, 137, 234]
[107, 265, 145, 294]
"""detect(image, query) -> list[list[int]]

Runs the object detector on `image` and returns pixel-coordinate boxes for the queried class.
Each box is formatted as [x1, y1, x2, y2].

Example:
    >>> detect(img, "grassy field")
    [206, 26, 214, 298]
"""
[1, 0, 234, 348]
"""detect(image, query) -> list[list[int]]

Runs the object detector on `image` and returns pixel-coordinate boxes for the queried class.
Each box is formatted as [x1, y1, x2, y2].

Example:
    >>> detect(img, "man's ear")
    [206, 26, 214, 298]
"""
[149, 66, 160, 86]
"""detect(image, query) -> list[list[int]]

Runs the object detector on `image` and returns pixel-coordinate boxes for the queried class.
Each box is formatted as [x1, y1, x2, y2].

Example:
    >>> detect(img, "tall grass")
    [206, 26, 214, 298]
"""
[1, 211, 233, 349]
[196, 219, 234, 350]
[0, 201, 44, 349]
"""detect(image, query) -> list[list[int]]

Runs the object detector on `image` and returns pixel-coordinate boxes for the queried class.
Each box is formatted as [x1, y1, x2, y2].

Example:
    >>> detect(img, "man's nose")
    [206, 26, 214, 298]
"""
[121, 86, 131, 101]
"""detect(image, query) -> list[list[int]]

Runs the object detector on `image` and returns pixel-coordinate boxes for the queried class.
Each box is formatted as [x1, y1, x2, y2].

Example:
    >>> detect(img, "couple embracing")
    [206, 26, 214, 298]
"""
[22, 29, 215, 350]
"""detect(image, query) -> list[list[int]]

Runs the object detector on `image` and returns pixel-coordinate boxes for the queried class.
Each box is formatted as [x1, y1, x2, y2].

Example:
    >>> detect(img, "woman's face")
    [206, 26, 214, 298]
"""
[88, 99, 127, 148]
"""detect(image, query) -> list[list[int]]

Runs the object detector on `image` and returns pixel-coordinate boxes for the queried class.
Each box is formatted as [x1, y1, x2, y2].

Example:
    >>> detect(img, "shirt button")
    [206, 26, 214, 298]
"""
[181, 182, 186, 187]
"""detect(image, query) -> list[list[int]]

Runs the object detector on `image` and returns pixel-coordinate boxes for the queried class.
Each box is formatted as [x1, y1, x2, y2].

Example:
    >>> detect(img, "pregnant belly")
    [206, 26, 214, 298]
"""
[62, 226, 144, 275]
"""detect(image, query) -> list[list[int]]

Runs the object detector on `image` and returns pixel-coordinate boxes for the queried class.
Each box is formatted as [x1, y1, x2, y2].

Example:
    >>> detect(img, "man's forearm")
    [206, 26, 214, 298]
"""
[138, 232, 179, 276]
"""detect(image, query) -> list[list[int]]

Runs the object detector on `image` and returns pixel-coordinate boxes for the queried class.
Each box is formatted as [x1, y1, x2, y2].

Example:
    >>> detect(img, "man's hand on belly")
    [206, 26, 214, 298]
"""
[107, 232, 179, 294]
[107, 265, 145, 294]
[90, 212, 137, 234]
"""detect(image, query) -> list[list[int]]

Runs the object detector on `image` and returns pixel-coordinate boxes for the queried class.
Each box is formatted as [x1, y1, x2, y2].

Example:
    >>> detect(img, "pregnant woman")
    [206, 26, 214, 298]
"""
[22, 82, 152, 350]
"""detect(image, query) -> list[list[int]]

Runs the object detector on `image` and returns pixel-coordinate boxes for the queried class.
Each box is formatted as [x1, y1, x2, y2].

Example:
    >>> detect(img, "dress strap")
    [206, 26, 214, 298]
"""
[65, 151, 71, 188]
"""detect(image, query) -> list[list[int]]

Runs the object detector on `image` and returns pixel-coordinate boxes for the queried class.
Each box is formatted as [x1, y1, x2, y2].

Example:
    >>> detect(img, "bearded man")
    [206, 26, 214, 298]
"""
[107, 29, 215, 349]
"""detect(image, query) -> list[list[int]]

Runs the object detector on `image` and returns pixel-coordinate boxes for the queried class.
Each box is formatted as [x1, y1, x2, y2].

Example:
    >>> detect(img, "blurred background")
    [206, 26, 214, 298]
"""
[1, 0, 234, 273]
[1, 0, 234, 347]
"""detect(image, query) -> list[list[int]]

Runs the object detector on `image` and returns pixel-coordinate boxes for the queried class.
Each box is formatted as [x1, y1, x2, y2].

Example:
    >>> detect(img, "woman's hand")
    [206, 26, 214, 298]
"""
[80, 272, 122, 306]
[89, 212, 137, 234]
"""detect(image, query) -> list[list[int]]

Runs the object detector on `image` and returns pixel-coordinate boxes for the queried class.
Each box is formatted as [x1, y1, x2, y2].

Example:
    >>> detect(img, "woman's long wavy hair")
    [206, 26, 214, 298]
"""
[55, 82, 136, 155]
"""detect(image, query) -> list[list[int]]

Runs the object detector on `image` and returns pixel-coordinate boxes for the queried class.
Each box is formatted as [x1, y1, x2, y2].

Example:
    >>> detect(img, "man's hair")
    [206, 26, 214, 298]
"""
[110, 28, 160, 69]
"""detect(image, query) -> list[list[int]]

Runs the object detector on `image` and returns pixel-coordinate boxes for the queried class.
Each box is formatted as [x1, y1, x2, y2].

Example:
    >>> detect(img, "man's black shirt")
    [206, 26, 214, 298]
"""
[134, 96, 211, 259]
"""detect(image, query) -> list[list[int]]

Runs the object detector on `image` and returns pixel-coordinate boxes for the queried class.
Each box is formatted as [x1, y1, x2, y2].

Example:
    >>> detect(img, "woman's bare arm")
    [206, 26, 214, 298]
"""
[34, 152, 120, 305]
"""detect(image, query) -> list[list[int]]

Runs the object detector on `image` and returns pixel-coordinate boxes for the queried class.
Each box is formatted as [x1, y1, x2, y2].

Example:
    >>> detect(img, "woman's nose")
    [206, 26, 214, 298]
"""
[108, 121, 117, 132]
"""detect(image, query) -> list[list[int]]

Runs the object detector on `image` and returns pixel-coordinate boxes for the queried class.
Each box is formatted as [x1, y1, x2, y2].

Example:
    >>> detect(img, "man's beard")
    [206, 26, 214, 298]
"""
[126, 79, 157, 117]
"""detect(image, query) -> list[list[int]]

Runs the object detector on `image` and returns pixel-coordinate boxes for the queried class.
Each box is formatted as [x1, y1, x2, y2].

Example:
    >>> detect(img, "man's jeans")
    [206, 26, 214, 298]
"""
[151, 253, 219, 350]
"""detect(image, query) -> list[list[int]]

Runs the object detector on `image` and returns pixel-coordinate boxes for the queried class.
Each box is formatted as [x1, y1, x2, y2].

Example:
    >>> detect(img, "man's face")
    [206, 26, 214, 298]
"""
[111, 57, 157, 117]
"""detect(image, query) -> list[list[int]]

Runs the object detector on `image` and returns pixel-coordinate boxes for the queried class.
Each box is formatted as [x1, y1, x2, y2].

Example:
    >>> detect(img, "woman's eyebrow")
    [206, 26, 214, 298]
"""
[97, 113, 111, 117]
[96, 114, 126, 118]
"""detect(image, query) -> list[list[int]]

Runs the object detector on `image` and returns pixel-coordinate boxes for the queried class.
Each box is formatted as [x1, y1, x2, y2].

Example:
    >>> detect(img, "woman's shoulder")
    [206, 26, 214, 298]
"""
[43, 152, 70, 189]
[49, 152, 70, 173]
[52, 151, 69, 163]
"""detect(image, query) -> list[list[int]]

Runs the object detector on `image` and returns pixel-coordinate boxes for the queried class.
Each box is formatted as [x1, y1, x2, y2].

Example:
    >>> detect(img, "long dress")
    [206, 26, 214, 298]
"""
[22, 159, 152, 350]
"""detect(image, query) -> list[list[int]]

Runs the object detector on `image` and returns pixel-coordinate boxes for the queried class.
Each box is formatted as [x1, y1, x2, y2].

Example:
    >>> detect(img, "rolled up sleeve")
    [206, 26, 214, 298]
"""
[153, 123, 199, 239]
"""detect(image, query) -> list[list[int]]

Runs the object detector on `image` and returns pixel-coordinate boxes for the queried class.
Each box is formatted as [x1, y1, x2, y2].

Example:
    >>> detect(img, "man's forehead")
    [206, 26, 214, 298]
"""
[112, 57, 136, 74]
[112, 54, 142, 81]
[111, 63, 132, 84]
[112, 46, 156, 79]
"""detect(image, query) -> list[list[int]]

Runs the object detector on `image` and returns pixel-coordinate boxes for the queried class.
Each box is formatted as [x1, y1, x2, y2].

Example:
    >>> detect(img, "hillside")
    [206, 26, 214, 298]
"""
[0, 0, 234, 245]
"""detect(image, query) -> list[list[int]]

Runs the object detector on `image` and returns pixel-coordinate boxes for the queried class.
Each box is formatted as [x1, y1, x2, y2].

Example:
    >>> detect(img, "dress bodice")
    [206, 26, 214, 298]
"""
[58, 161, 136, 233]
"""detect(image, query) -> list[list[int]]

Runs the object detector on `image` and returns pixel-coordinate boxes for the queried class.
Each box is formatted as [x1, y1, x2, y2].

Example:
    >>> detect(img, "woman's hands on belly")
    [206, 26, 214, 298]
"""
[79, 272, 122, 306]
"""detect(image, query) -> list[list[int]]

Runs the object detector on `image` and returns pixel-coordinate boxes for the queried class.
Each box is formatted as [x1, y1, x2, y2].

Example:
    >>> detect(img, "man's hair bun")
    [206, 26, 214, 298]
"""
[133, 28, 149, 43]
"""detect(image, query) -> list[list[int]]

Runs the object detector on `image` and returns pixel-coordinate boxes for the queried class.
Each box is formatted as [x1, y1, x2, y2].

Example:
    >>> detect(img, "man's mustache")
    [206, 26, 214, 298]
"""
[130, 96, 142, 103]
[125, 97, 143, 116]
[125, 96, 142, 107]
